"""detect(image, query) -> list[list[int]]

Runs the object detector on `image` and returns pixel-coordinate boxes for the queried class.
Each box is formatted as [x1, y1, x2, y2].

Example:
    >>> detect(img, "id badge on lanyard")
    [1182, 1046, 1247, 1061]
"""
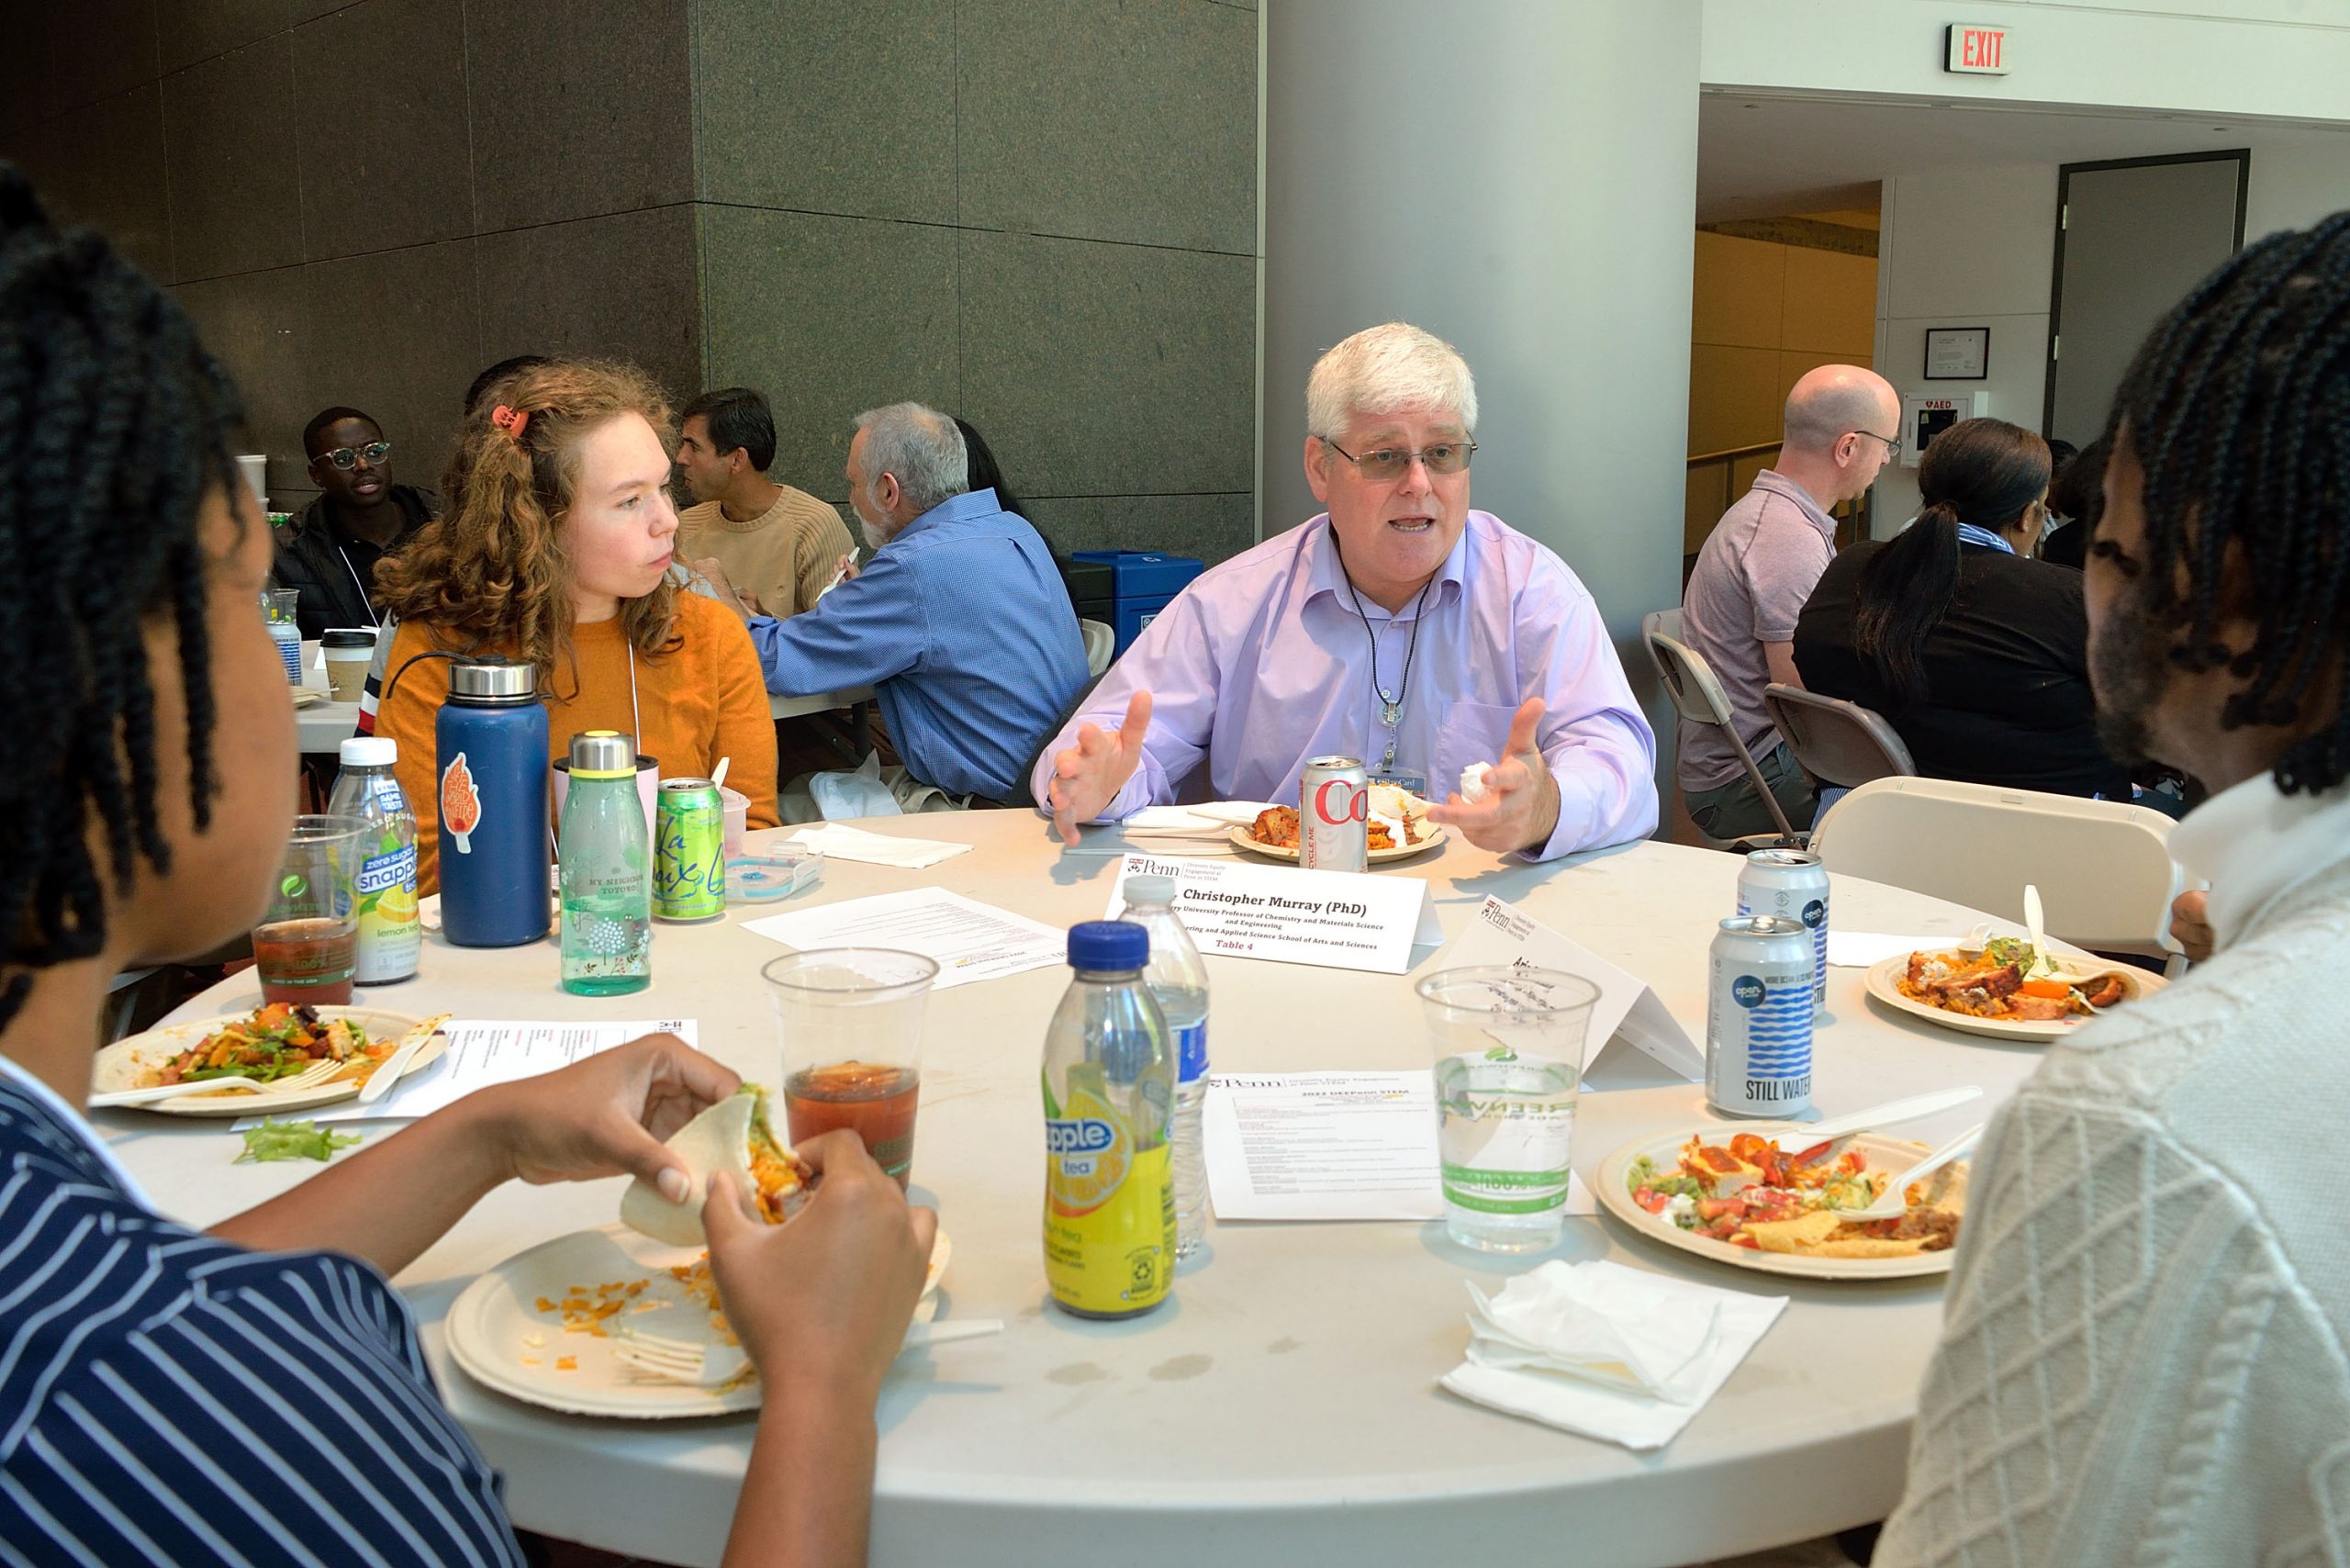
[1366, 762, 1427, 795]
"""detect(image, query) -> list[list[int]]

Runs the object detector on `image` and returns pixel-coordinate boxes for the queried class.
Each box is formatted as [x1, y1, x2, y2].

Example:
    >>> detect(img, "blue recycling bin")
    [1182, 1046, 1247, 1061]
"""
[1067, 550, 1205, 655]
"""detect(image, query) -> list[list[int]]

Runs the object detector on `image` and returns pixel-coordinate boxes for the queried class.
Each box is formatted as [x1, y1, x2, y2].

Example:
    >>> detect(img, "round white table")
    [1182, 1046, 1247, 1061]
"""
[105, 815, 2040, 1568]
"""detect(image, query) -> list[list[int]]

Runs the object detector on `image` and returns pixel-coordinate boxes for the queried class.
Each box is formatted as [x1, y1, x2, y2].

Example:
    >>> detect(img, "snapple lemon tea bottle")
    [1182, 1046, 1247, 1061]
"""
[1042, 921, 1175, 1318]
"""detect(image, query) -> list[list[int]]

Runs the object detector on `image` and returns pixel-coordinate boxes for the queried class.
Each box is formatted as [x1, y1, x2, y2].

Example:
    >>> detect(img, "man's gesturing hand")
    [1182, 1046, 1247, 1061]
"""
[1426, 697, 1561, 854]
[1047, 690, 1153, 846]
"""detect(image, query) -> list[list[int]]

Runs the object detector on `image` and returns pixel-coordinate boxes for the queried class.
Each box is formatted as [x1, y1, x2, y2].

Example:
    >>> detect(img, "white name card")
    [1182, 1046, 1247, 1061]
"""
[1105, 853, 1443, 975]
[1432, 895, 1706, 1082]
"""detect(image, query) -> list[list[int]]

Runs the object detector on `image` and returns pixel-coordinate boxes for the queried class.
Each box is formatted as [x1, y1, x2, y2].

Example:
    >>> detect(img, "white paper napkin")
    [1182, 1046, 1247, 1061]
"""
[1439, 1260, 1786, 1450]
[784, 823, 970, 868]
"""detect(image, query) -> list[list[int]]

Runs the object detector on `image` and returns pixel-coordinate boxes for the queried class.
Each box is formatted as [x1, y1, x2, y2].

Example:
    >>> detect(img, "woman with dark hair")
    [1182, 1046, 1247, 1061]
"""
[0, 169, 929, 1566]
[1794, 416, 2129, 800]
[2036, 433, 2108, 569]
[953, 416, 1028, 523]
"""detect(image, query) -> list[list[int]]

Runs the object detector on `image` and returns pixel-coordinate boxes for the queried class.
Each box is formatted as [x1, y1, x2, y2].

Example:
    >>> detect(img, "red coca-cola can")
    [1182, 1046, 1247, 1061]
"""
[1300, 756, 1369, 873]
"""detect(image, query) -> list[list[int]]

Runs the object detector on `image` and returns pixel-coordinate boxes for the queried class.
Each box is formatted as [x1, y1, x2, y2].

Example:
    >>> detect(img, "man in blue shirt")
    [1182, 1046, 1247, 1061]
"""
[744, 402, 1090, 808]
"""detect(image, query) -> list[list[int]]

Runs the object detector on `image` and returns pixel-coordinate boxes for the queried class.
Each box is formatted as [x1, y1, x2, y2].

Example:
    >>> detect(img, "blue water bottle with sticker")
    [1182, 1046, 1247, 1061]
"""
[434, 658, 550, 947]
[1122, 875, 1210, 1262]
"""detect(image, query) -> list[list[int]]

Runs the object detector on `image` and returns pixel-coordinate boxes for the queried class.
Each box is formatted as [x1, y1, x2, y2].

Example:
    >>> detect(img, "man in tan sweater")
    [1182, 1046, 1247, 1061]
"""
[674, 386, 854, 620]
[1875, 215, 2350, 1565]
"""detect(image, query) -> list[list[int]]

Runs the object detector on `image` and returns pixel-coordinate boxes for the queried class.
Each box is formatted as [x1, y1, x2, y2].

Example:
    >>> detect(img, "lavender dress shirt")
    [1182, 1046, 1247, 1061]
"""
[1032, 510, 1658, 860]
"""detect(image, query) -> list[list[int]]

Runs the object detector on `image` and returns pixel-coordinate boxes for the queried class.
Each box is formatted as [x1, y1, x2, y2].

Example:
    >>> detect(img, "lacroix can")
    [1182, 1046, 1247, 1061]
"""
[1738, 848, 1830, 1006]
[1707, 915, 1815, 1117]
[1300, 756, 1369, 873]
[653, 778, 726, 923]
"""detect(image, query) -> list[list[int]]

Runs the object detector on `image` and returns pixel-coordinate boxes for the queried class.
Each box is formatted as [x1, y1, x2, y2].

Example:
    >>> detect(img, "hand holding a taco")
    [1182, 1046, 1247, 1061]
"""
[703, 1132, 938, 1568]
[475, 1032, 742, 1199]
[705, 1130, 938, 1386]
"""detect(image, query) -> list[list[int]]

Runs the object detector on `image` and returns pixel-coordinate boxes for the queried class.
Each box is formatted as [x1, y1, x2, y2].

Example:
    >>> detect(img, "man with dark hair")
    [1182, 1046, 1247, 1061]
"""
[462, 353, 551, 417]
[270, 405, 434, 639]
[1874, 213, 2350, 1566]
[674, 386, 852, 622]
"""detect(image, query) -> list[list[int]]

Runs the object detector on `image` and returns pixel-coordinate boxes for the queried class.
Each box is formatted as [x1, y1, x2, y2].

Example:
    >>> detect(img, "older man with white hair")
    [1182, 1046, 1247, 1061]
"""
[1036, 321, 1656, 858]
[742, 401, 1088, 813]
[1677, 364, 1901, 839]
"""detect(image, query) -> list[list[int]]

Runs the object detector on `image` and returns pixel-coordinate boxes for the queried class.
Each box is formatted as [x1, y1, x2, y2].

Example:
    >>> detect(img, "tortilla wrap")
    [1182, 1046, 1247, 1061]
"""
[620, 1086, 808, 1246]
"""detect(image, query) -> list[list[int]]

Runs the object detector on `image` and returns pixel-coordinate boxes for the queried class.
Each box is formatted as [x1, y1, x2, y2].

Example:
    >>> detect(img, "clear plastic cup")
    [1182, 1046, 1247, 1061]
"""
[254, 815, 365, 1005]
[763, 948, 937, 1188]
[1416, 966, 1601, 1252]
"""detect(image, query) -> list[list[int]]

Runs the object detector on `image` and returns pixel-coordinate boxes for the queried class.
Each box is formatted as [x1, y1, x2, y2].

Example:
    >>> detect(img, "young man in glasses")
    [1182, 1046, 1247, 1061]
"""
[1675, 364, 1901, 841]
[271, 405, 437, 639]
[1037, 319, 1657, 860]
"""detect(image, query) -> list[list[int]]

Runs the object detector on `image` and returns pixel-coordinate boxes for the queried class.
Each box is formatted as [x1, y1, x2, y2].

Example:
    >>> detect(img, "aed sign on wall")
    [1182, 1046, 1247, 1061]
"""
[1944, 24, 2011, 74]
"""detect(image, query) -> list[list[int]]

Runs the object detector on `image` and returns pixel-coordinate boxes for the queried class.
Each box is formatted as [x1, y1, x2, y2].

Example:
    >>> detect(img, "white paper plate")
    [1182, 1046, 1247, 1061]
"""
[447, 1224, 950, 1420]
[1595, 1124, 1960, 1282]
[1226, 821, 1446, 864]
[1863, 952, 2163, 1043]
[91, 1007, 442, 1117]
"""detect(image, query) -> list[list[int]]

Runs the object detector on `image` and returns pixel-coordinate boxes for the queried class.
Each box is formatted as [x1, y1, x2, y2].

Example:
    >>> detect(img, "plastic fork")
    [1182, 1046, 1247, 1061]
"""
[612, 1319, 1007, 1386]
[90, 1057, 345, 1108]
[1841, 1122, 1986, 1221]
[614, 1336, 750, 1387]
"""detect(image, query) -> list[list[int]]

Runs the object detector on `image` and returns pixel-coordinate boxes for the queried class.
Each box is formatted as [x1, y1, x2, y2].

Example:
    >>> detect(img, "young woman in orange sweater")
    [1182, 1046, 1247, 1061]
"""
[371, 360, 778, 892]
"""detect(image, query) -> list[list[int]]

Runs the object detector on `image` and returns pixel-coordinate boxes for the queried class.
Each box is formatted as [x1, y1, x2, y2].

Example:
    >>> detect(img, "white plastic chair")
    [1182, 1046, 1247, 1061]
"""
[1079, 618, 1115, 678]
[1808, 776, 2186, 969]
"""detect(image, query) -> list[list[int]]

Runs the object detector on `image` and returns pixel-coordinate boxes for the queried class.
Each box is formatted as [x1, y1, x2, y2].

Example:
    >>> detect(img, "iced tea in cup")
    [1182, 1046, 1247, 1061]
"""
[762, 948, 938, 1188]
[255, 815, 364, 1006]
[1416, 966, 1601, 1252]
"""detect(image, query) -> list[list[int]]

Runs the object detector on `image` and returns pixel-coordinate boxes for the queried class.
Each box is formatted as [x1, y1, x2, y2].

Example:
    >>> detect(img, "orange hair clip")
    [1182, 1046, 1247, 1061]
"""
[490, 404, 531, 441]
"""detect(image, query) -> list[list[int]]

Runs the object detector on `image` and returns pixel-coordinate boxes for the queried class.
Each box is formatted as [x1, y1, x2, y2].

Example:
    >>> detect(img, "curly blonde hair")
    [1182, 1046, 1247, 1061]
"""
[375, 359, 680, 692]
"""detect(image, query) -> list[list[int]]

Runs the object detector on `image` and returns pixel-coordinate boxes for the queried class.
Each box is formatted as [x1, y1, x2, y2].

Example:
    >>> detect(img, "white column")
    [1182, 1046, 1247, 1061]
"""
[1262, 0, 1700, 766]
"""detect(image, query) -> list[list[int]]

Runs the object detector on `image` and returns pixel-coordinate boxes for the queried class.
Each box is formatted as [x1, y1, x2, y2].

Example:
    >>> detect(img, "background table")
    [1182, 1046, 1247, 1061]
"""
[105, 814, 2039, 1568]
[297, 686, 881, 756]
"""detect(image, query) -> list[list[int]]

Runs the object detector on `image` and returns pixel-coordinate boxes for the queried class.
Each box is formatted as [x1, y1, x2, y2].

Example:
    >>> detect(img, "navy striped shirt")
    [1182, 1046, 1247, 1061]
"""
[0, 1061, 521, 1566]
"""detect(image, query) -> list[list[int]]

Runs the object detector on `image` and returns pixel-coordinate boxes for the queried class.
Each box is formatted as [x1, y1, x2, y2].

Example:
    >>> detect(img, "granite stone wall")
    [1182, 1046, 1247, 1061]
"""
[0, 0, 1261, 559]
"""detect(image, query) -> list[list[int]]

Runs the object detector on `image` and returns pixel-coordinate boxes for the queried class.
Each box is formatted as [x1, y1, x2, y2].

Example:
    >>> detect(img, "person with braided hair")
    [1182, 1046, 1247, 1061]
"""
[0, 167, 934, 1568]
[366, 359, 780, 892]
[1874, 214, 2350, 1565]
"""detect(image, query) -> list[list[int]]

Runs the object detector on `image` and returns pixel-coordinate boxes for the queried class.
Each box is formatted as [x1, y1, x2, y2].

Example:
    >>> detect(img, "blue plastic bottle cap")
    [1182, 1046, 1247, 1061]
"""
[1069, 920, 1148, 970]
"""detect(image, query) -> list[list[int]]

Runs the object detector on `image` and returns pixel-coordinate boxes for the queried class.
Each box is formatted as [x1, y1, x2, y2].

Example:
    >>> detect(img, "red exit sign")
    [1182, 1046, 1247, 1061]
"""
[1944, 24, 2012, 74]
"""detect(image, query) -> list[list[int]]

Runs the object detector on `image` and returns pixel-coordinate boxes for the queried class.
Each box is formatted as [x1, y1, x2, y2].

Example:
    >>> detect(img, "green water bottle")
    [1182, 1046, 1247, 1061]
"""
[559, 729, 651, 996]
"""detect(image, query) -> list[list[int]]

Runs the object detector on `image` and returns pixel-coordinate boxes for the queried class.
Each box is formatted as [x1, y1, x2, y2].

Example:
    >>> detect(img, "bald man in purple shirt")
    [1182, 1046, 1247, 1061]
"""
[1037, 321, 1656, 860]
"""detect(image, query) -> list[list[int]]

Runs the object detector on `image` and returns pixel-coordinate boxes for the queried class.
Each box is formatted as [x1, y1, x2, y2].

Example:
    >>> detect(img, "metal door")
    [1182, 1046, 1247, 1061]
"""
[2045, 152, 2246, 447]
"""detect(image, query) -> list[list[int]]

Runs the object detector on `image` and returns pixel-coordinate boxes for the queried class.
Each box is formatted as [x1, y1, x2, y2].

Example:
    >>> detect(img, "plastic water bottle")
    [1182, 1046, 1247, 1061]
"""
[263, 590, 302, 682]
[559, 729, 652, 996]
[1121, 875, 1210, 1260]
[327, 736, 420, 985]
[435, 658, 550, 946]
[1041, 921, 1174, 1319]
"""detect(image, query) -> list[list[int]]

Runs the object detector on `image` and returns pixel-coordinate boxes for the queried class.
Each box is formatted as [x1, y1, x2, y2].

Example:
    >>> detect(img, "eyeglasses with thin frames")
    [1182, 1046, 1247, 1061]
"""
[1850, 429, 1903, 461]
[316, 442, 392, 471]
[1323, 438, 1477, 483]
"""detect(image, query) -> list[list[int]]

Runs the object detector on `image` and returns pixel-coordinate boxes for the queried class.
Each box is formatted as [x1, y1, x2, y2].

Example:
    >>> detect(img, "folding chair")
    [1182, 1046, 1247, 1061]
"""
[1807, 776, 2186, 969]
[1763, 684, 1916, 788]
[1642, 610, 1802, 852]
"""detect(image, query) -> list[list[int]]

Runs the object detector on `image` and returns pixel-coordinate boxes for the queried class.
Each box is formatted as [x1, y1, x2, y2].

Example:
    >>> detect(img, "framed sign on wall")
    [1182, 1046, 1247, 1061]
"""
[1924, 326, 1990, 380]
